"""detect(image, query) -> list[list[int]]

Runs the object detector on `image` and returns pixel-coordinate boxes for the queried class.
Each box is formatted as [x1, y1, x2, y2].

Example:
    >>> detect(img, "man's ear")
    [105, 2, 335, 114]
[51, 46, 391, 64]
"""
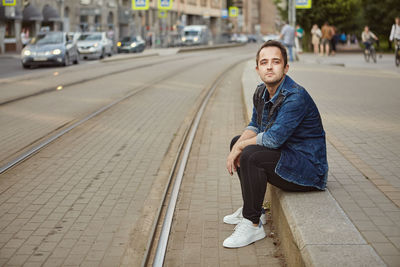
[255, 65, 259, 71]
[284, 64, 289, 74]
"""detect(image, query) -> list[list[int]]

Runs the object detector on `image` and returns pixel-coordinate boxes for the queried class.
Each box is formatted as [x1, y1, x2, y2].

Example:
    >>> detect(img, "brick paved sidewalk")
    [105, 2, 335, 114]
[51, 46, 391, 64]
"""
[243, 59, 400, 266]
[163, 61, 284, 266]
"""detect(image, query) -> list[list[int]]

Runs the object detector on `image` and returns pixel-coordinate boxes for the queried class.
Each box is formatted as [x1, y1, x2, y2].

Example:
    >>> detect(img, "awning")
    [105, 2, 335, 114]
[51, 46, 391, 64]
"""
[23, 3, 43, 21]
[42, 4, 61, 22]
[0, 6, 22, 20]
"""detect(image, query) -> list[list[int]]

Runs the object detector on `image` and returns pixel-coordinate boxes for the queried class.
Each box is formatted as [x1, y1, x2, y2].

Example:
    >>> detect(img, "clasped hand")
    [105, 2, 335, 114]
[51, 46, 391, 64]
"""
[226, 142, 244, 176]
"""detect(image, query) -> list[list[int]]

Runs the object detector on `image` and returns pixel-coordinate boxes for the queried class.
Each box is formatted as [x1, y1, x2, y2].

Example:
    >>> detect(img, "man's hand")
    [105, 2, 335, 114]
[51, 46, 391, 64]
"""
[226, 142, 244, 176]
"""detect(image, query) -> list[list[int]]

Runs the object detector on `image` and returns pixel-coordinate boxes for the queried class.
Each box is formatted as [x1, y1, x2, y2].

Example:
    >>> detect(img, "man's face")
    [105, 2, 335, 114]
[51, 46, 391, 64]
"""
[256, 47, 289, 87]
[396, 18, 400, 25]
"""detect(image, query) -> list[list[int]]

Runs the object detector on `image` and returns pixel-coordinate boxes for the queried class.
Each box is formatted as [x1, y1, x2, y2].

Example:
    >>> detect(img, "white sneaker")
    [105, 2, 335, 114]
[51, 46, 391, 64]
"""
[223, 207, 267, 225]
[223, 218, 266, 248]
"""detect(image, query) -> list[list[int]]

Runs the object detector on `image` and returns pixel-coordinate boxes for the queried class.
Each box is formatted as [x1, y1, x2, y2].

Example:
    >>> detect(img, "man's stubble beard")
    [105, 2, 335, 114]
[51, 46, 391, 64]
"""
[264, 73, 285, 88]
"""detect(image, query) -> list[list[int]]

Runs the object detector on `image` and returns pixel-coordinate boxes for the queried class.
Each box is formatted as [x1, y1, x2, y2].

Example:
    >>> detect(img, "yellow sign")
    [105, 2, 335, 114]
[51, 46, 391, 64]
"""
[2, 0, 16, 6]
[296, 0, 312, 9]
[132, 0, 149, 10]
[229, 7, 238, 17]
[158, 0, 173, 10]
[158, 9, 167, 18]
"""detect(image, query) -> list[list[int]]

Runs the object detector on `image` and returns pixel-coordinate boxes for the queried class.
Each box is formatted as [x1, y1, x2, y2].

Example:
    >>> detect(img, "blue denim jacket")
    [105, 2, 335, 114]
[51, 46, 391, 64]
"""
[246, 75, 328, 190]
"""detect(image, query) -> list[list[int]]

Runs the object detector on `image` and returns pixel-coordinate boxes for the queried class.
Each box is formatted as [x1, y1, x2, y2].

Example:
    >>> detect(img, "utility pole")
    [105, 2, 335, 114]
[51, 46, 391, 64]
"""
[288, 0, 296, 27]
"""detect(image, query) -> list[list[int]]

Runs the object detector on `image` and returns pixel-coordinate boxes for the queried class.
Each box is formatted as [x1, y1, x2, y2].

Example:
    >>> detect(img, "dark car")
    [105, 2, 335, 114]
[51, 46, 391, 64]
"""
[21, 31, 79, 68]
[117, 36, 145, 53]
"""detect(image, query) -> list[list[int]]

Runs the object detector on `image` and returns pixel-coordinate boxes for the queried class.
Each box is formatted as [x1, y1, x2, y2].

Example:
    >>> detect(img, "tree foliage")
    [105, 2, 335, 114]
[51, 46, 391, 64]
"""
[274, 0, 400, 40]
[360, 0, 400, 40]
[296, 0, 361, 34]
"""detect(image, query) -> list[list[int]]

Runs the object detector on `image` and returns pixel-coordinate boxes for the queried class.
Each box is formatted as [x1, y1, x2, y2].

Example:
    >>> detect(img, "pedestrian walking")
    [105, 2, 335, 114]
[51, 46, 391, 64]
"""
[279, 21, 295, 62]
[279, 22, 295, 62]
[295, 24, 304, 53]
[223, 41, 328, 248]
[311, 24, 322, 55]
[330, 26, 337, 56]
[320, 22, 333, 56]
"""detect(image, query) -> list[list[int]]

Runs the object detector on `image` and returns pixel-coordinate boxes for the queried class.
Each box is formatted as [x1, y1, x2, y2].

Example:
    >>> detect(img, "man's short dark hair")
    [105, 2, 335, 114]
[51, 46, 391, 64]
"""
[256, 40, 288, 67]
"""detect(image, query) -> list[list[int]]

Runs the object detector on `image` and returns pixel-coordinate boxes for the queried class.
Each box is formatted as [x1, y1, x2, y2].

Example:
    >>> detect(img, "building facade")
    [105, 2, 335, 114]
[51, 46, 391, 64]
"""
[0, 0, 278, 54]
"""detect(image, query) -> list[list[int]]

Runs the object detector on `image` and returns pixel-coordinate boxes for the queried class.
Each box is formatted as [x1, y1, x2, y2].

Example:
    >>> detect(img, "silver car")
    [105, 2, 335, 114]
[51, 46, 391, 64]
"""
[21, 31, 79, 68]
[77, 32, 113, 59]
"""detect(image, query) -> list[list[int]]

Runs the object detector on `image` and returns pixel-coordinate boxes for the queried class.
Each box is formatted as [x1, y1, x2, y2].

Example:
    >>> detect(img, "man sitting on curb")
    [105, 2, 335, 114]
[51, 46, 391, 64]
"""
[223, 40, 328, 248]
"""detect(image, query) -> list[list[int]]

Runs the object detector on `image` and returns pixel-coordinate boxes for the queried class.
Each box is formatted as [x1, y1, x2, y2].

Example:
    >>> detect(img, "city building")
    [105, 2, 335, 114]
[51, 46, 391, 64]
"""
[0, 0, 278, 54]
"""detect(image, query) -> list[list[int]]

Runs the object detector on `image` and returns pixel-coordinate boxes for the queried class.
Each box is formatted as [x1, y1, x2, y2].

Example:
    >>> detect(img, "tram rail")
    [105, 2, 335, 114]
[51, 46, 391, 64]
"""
[0, 48, 252, 265]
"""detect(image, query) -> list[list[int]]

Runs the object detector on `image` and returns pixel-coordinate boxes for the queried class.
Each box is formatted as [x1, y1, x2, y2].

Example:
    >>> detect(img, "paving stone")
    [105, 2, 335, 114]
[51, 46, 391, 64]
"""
[164, 60, 282, 265]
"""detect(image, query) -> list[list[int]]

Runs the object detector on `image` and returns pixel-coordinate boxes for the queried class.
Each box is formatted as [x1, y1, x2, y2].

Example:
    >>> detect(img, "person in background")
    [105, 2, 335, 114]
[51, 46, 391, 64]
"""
[320, 22, 333, 56]
[311, 24, 322, 55]
[389, 17, 400, 49]
[361, 26, 378, 54]
[279, 21, 295, 62]
[295, 24, 304, 53]
[330, 25, 337, 56]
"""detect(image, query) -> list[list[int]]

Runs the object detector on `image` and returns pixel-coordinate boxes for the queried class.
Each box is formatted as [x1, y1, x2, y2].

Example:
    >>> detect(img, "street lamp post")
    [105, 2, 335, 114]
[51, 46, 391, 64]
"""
[288, 0, 296, 27]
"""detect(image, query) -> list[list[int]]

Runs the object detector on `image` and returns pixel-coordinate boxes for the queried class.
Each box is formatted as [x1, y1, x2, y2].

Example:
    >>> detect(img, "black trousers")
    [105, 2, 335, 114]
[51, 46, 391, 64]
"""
[230, 135, 318, 224]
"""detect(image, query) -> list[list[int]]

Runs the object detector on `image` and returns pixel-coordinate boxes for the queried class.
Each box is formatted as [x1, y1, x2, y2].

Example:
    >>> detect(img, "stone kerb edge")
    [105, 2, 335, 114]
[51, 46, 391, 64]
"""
[241, 60, 385, 267]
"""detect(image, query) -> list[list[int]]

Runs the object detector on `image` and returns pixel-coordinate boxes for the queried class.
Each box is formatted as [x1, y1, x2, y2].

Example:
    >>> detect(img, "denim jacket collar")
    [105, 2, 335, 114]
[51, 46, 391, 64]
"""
[263, 75, 287, 104]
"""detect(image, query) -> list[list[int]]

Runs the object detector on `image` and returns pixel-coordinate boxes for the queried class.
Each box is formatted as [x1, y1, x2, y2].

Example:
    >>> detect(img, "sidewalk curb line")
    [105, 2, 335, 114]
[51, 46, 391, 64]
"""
[177, 43, 245, 53]
[101, 52, 159, 63]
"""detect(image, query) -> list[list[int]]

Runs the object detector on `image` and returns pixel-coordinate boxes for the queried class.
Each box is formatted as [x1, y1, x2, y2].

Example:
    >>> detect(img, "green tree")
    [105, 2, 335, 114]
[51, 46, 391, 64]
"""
[295, 0, 362, 34]
[361, 0, 400, 42]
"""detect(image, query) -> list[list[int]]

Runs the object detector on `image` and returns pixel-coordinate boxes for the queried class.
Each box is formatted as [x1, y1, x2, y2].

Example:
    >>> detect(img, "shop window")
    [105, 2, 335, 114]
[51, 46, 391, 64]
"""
[5, 21, 15, 38]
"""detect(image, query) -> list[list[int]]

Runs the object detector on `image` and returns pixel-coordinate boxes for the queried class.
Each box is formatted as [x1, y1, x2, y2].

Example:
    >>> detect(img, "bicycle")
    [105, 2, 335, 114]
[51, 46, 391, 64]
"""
[395, 39, 400, 67]
[363, 39, 377, 63]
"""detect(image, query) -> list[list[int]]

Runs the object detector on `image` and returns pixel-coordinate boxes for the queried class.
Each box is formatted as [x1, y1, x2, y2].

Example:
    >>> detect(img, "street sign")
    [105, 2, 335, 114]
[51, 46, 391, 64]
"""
[221, 9, 228, 19]
[158, 0, 173, 10]
[132, 0, 149, 10]
[296, 0, 312, 9]
[229, 6, 238, 17]
[2, 0, 16, 6]
[158, 9, 167, 18]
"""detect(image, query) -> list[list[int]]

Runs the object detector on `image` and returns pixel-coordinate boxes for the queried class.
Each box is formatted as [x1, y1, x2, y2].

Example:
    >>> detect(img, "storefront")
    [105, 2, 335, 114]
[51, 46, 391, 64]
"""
[42, 4, 61, 31]
[0, 5, 22, 53]
[22, 3, 43, 42]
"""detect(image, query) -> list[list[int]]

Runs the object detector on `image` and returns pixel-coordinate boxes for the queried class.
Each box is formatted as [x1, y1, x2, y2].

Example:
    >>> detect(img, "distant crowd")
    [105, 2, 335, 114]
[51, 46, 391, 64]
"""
[278, 16, 400, 58]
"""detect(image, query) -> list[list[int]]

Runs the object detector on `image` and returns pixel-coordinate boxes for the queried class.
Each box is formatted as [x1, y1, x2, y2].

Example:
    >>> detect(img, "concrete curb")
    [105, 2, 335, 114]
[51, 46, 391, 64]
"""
[177, 43, 245, 53]
[241, 60, 386, 267]
[101, 52, 158, 63]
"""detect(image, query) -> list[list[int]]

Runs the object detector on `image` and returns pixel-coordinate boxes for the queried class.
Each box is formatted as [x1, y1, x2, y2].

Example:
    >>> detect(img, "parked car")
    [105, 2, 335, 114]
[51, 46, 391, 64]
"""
[247, 34, 258, 43]
[67, 32, 81, 44]
[117, 36, 145, 53]
[230, 33, 249, 43]
[77, 32, 113, 59]
[181, 25, 209, 46]
[262, 34, 280, 42]
[21, 31, 79, 69]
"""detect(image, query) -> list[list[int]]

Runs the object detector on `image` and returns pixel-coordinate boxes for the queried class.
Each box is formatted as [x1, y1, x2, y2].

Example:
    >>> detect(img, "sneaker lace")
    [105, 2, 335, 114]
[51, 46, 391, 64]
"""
[231, 221, 250, 238]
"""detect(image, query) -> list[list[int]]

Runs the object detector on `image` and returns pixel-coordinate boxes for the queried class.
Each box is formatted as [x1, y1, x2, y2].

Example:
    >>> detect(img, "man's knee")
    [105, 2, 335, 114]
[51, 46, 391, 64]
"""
[240, 145, 259, 163]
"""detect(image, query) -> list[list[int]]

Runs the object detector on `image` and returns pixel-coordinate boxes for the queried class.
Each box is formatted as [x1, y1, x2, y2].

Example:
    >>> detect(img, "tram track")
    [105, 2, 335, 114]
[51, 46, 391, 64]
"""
[0, 46, 254, 266]
[0, 53, 230, 175]
[141, 58, 249, 266]
[0, 54, 192, 106]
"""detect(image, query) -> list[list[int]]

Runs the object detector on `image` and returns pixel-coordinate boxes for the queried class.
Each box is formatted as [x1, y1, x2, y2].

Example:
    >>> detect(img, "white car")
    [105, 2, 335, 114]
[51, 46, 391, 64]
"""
[262, 34, 280, 42]
[77, 32, 113, 59]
